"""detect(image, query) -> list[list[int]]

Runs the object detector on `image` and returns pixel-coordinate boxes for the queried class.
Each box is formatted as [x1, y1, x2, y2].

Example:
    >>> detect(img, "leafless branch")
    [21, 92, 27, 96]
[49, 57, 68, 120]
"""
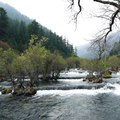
[69, 0, 120, 44]
[69, 0, 82, 24]
[94, 0, 118, 8]
[104, 9, 119, 42]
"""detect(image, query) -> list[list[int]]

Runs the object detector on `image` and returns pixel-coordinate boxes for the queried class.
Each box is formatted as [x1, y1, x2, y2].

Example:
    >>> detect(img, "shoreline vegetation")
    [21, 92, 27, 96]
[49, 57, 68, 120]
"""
[0, 7, 120, 96]
[0, 36, 119, 96]
[0, 68, 117, 96]
[0, 35, 80, 96]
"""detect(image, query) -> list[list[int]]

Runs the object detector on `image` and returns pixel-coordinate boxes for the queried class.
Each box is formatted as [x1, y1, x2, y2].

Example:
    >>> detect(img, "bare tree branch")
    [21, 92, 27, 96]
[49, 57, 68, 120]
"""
[94, 0, 118, 8]
[69, 0, 120, 43]
[104, 9, 119, 42]
[68, 0, 74, 10]
[69, 0, 82, 24]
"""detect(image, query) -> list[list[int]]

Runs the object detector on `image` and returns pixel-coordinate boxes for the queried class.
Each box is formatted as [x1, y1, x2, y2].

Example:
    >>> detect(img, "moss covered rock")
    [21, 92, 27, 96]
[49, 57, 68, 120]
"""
[12, 88, 24, 96]
[103, 72, 112, 79]
[86, 75, 98, 82]
[1, 88, 12, 94]
[24, 87, 37, 96]
[86, 74, 103, 83]
[12, 85, 24, 96]
[12, 85, 37, 96]
[93, 79, 102, 83]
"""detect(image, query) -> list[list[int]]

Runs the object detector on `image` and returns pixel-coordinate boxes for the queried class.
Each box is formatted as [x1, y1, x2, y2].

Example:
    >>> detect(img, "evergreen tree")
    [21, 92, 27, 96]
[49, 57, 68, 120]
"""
[28, 20, 39, 37]
[17, 21, 28, 51]
[0, 7, 8, 40]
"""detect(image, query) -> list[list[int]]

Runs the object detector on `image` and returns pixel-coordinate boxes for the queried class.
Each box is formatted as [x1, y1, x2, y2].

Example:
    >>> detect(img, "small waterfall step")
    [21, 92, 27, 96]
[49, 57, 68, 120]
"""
[38, 83, 105, 90]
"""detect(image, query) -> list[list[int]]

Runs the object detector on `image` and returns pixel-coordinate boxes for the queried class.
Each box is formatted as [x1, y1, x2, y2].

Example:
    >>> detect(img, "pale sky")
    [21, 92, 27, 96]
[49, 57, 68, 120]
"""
[0, 0, 104, 46]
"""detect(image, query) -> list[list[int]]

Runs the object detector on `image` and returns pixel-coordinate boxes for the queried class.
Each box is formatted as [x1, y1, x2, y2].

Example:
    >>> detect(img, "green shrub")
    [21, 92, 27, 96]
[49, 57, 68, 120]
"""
[103, 72, 112, 79]
[1, 88, 12, 94]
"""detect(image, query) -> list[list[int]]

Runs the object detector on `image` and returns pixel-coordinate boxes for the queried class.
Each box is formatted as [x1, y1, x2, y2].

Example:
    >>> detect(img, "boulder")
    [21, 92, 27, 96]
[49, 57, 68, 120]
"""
[1, 88, 12, 94]
[93, 79, 102, 83]
[12, 88, 24, 96]
[12, 85, 24, 96]
[24, 87, 37, 96]
[12, 85, 37, 96]
[103, 72, 112, 79]
[86, 74, 103, 83]
[86, 75, 96, 82]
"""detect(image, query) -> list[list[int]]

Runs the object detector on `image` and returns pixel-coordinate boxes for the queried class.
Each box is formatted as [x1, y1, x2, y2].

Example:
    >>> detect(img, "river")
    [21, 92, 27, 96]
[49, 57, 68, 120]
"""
[0, 69, 120, 120]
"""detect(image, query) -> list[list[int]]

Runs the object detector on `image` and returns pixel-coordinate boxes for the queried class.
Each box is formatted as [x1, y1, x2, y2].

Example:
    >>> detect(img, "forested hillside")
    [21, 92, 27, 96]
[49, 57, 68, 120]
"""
[0, 2, 31, 24]
[0, 2, 74, 57]
[0, 3, 80, 91]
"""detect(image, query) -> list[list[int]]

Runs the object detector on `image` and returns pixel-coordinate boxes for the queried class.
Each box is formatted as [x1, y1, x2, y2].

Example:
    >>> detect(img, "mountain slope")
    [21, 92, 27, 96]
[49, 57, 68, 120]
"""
[0, 2, 31, 24]
[0, 2, 74, 57]
[77, 30, 120, 58]
[77, 43, 95, 58]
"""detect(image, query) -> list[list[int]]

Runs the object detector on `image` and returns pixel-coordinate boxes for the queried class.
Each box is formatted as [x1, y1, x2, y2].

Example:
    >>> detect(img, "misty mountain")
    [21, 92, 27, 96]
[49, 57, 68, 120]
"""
[77, 30, 120, 58]
[0, 2, 55, 36]
[0, 2, 31, 24]
[0, 2, 53, 32]
[77, 43, 95, 59]
[108, 31, 120, 44]
[0, 2, 74, 56]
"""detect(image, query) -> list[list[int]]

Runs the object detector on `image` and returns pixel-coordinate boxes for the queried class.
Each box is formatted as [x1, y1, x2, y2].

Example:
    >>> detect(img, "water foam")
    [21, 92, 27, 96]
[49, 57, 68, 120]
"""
[111, 83, 120, 95]
[58, 79, 83, 82]
[35, 83, 120, 97]
[60, 70, 89, 78]
[36, 89, 98, 97]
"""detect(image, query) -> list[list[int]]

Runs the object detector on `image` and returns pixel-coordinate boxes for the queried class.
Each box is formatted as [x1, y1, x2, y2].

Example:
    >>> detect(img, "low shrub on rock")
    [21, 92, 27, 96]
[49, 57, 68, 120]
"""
[103, 72, 112, 79]
[12, 85, 37, 96]
[1, 88, 12, 94]
[86, 74, 102, 83]
[24, 87, 37, 96]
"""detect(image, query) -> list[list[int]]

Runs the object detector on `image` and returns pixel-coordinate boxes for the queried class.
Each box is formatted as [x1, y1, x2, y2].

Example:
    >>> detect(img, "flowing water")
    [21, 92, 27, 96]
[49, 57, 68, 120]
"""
[1, 70, 120, 120]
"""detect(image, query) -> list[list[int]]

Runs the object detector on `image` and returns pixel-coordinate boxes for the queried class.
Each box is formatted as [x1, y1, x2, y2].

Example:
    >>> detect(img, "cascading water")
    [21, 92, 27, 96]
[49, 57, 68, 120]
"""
[35, 83, 120, 97]
[1, 69, 120, 120]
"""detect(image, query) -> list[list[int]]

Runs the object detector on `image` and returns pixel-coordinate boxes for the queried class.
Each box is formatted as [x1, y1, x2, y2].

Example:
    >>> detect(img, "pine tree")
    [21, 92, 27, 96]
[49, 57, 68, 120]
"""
[28, 20, 39, 37]
[0, 8, 8, 40]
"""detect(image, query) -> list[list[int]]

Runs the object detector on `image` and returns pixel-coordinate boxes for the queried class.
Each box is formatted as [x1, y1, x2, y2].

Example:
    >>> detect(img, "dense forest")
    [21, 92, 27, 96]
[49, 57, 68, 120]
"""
[0, 7, 74, 57]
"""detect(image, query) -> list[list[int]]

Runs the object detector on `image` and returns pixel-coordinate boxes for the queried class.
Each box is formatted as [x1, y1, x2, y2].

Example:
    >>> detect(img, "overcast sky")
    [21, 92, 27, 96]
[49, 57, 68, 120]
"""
[0, 0, 104, 46]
